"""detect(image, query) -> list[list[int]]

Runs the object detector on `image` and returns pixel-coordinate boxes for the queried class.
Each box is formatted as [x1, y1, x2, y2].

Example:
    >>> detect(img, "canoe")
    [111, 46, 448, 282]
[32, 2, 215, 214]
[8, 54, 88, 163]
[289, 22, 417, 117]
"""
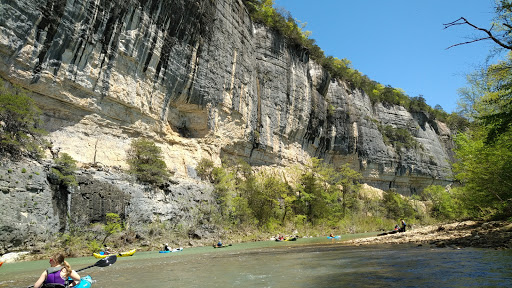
[327, 236, 341, 239]
[159, 248, 183, 253]
[93, 249, 136, 259]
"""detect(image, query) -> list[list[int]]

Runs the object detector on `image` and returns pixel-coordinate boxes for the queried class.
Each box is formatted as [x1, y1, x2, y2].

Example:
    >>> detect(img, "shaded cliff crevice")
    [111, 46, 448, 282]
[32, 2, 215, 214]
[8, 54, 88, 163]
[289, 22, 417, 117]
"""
[71, 174, 128, 227]
[32, 0, 67, 82]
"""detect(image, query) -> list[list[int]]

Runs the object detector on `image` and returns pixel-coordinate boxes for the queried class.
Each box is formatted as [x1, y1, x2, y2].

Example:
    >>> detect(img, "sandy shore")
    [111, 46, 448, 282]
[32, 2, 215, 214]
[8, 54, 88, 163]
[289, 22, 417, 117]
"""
[343, 220, 512, 249]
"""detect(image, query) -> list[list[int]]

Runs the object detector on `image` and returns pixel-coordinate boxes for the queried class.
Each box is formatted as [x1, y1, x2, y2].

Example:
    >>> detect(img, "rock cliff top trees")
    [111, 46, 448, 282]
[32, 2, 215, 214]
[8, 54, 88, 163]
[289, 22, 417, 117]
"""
[243, 0, 468, 129]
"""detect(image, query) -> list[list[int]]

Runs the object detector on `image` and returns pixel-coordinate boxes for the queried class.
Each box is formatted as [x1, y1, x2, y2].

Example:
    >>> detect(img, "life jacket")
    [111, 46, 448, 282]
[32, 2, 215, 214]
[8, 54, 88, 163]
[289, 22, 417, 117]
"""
[44, 266, 67, 288]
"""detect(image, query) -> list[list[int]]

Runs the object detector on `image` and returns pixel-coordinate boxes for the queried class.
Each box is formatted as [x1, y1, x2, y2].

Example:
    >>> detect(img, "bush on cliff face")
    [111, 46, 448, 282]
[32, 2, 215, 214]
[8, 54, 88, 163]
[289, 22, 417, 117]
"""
[378, 124, 421, 151]
[127, 138, 169, 186]
[196, 158, 215, 182]
[0, 81, 46, 159]
[51, 152, 78, 187]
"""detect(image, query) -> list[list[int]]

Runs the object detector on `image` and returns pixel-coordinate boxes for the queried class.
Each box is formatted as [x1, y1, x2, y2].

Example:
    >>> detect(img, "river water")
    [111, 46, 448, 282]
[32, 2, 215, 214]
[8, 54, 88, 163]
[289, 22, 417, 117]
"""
[2, 236, 511, 288]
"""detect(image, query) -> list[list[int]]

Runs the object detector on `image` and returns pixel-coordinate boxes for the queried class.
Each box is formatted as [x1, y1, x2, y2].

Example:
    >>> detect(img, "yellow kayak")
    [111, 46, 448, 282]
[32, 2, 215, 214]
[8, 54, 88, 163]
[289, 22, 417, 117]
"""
[93, 249, 136, 259]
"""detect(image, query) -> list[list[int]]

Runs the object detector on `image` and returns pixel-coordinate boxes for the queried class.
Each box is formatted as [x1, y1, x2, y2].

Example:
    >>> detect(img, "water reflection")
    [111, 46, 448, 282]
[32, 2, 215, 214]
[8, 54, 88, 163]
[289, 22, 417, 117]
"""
[2, 239, 512, 288]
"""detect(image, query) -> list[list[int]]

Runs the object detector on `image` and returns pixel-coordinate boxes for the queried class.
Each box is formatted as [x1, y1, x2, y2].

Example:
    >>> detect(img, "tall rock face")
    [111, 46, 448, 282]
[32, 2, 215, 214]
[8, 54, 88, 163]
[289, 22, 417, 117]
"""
[0, 0, 452, 194]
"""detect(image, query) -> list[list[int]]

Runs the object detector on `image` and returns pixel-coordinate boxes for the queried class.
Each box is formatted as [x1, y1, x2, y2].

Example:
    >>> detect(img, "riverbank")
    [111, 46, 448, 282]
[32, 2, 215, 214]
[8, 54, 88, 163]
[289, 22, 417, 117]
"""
[343, 220, 512, 249]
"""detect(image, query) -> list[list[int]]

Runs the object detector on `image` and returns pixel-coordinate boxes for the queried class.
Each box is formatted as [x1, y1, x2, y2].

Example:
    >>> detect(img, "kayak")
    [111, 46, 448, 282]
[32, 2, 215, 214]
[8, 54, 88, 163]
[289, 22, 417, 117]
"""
[327, 236, 341, 239]
[159, 248, 183, 253]
[377, 230, 399, 236]
[93, 249, 136, 259]
[0, 261, 3, 267]
[75, 275, 93, 288]
[213, 244, 232, 248]
[275, 237, 297, 242]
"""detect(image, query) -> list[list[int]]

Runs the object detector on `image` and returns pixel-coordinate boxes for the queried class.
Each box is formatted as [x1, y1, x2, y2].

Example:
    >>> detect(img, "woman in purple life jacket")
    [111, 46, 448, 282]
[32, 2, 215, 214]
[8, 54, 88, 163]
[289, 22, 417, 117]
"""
[34, 252, 81, 288]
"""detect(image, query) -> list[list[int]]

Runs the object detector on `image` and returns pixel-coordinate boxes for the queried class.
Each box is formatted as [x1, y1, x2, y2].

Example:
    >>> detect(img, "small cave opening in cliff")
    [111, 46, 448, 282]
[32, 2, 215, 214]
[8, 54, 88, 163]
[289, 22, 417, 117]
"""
[167, 106, 209, 138]
[177, 121, 192, 138]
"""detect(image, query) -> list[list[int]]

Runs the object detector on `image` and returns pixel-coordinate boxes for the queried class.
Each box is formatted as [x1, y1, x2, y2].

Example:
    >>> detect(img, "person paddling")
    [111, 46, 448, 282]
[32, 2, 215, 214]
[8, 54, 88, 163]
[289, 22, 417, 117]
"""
[34, 252, 81, 288]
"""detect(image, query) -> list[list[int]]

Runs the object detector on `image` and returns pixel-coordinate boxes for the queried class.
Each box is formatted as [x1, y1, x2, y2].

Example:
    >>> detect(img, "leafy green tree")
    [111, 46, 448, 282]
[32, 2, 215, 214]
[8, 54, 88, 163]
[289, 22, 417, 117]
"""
[337, 164, 362, 217]
[247, 172, 285, 226]
[296, 170, 325, 224]
[51, 152, 78, 187]
[456, 71, 488, 122]
[102, 213, 123, 245]
[382, 190, 416, 219]
[408, 95, 429, 113]
[453, 128, 512, 218]
[127, 138, 169, 185]
[476, 54, 512, 144]
[421, 185, 457, 219]
[0, 81, 46, 159]
[211, 165, 237, 222]
[446, 112, 470, 132]
[196, 158, 215, 182]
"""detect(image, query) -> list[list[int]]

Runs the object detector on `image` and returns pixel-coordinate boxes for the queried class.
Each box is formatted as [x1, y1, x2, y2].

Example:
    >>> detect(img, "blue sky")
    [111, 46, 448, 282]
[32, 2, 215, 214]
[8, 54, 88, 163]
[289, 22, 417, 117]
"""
[273, 0, 498, 113]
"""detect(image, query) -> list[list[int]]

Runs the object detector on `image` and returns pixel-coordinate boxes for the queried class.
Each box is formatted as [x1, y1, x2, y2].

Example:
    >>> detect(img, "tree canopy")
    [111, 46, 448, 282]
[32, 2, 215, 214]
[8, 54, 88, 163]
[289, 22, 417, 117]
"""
[449, 0, 512, 219]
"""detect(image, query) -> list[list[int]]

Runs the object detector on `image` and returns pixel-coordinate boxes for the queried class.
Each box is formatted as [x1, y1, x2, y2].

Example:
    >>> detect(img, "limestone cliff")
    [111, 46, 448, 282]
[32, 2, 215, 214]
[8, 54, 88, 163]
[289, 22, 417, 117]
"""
[0, 0, 454, 251]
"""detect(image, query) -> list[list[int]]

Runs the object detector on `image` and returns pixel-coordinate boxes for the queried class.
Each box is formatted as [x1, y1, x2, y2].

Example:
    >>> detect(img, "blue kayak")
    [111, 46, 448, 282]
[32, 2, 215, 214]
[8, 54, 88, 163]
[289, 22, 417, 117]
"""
[327, 236, 341, 239]
[74, 275, 93, 288]
[159, 248, 183, 253]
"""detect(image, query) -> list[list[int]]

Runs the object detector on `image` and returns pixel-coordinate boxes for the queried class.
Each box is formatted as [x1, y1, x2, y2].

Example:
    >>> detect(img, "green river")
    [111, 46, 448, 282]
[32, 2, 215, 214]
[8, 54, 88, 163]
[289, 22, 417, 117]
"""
[1, 234, 511, 287]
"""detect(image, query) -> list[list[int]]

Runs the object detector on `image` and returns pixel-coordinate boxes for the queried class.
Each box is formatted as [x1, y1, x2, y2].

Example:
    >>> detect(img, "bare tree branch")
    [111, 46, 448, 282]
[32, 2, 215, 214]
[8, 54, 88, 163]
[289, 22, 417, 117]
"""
[444, 17, 512, 50]
[446, 37, 492, 49]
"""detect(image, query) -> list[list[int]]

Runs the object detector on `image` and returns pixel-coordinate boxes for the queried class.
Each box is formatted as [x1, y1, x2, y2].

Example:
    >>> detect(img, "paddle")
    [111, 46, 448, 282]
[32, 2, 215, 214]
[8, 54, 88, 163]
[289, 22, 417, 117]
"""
[75, 255, 117, 272]
[27, 255, 117, 288]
